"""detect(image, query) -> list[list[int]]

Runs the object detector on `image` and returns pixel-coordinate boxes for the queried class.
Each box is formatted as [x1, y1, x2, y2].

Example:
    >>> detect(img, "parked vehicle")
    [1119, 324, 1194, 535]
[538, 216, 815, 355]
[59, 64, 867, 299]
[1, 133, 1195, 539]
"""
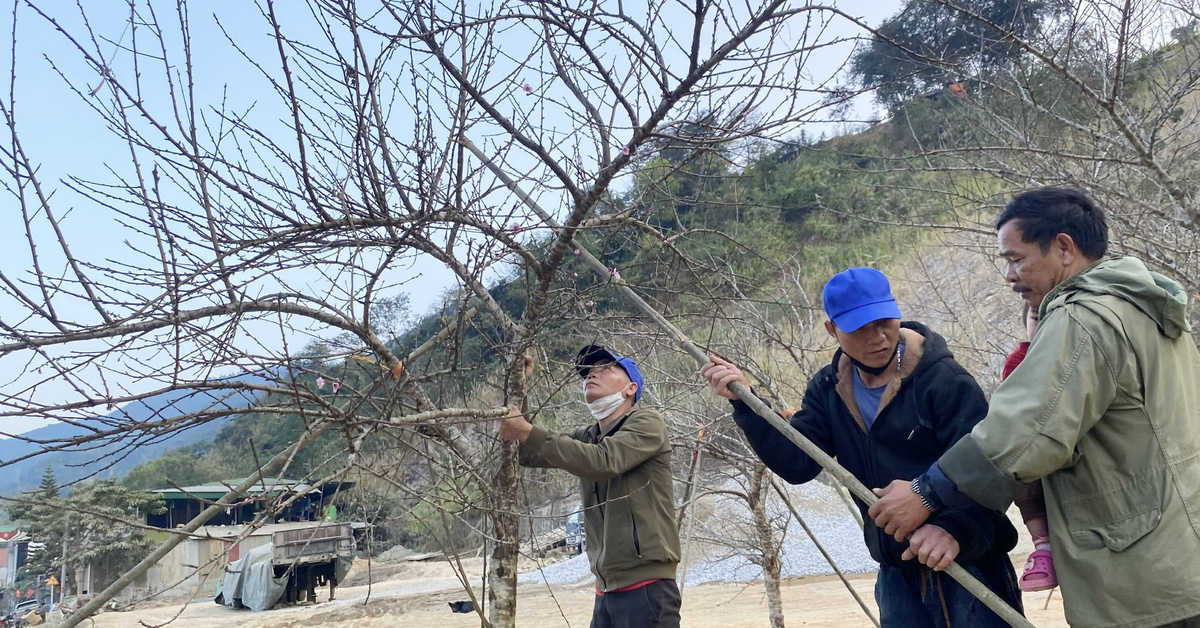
[1, 600, 42, 628]
[565, 506, 586, 556]
[218, 523, 354, 611]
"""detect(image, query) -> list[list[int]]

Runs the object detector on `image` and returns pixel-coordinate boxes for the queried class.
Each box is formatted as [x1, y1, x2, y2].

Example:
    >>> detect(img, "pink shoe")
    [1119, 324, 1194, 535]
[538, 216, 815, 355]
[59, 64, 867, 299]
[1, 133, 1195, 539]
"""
[1019, 549, 1058, 592]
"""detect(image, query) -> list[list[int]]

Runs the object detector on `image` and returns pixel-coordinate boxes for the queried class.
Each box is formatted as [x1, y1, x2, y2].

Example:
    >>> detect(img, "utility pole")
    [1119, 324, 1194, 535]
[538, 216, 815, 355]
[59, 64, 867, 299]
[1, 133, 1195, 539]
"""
[61, 515, 69, 598]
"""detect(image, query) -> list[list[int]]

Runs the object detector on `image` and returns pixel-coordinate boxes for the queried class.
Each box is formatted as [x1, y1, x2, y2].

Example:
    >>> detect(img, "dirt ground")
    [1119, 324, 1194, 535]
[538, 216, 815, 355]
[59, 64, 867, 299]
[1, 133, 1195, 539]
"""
[87, 554, 1069, 628]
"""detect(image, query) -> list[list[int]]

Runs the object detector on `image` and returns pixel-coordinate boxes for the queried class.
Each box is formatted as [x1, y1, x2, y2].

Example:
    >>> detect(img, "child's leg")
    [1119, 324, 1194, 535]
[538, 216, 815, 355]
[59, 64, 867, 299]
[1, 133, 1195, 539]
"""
[1025, 516, 1051, 550]
[1014, 480, 1048, 526]
[1015, 481, 1057, 591]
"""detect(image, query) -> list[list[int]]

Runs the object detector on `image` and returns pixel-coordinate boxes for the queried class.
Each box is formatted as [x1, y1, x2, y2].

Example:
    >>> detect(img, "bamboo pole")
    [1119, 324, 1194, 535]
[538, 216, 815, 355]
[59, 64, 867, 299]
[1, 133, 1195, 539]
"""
[676, 443, 703, 592]
[770, 477, 880, 628]
[833, 480, 866, 529]
[460, 136, 1033, 628]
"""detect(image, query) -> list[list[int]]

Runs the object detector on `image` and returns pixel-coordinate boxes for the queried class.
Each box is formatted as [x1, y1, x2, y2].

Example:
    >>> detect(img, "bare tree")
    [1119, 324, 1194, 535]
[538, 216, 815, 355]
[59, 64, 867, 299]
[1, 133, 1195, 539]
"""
[851, 0, 1200, 310]
[0, 0, 885, 625]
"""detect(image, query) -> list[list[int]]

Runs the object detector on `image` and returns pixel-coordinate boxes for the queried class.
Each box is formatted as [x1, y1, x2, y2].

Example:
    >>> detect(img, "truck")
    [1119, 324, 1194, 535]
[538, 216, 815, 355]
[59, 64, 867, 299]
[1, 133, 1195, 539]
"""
[218, 523, 354, 611]
[271, 523, 354, 604]
[565, 506, 586, 556]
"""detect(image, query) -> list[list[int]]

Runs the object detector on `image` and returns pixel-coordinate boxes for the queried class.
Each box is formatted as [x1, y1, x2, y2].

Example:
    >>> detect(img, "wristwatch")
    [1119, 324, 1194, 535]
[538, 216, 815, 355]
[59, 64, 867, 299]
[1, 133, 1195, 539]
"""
[910, 477, 936, 512]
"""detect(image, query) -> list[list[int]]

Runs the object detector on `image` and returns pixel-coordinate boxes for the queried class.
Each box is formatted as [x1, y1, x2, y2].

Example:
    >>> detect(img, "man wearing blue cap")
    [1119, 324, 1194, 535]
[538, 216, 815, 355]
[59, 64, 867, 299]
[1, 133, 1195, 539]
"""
[701, 268, 1023, 627]
[500, 345, 681, 628]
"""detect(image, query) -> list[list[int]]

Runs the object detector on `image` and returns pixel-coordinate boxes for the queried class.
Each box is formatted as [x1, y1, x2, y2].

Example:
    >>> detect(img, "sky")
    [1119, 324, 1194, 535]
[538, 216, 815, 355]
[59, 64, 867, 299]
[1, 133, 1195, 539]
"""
[0, 0, 904, 436]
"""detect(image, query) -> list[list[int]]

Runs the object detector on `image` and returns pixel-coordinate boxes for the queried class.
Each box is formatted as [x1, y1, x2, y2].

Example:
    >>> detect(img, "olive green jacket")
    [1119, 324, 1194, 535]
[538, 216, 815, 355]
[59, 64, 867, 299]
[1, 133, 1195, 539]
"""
[941, 256, 1200, 628]
[519, 406, 680, 591]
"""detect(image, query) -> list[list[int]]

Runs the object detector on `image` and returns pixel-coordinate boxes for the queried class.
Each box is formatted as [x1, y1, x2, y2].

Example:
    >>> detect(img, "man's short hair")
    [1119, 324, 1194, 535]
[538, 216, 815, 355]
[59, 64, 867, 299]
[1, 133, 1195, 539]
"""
[996, 187, 1108, 260]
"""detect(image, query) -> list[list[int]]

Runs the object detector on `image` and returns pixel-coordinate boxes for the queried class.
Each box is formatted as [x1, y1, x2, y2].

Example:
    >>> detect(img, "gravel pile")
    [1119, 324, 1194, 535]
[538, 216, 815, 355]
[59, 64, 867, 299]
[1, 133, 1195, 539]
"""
[518, 552, 593, 586]
[374, 544, 414, 563]
[519, 480, 876, 588]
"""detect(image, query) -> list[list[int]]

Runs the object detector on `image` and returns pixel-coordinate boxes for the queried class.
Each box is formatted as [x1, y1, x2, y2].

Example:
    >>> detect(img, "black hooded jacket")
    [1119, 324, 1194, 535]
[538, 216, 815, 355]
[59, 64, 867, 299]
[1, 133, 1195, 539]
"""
[731, 321, 1017, 567]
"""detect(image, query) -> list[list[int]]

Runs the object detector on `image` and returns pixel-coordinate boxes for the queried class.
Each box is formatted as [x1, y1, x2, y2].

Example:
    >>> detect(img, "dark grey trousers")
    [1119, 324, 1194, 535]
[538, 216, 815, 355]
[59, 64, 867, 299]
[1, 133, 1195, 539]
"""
[591, 579, 681, 628]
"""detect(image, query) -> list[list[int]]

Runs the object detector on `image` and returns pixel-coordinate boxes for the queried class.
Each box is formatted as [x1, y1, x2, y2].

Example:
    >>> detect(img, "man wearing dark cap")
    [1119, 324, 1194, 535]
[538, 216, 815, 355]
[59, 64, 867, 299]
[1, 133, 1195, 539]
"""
[499, 345, 681, 628]
[700, 267, 1023, 627]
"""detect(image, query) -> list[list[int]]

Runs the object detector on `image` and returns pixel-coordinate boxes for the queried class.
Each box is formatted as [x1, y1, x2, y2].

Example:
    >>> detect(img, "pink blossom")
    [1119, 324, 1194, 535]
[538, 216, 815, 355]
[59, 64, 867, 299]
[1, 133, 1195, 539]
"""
[572, 272, 578, 278]
[523, 83, 533, 94]
[331, 381, 340, 394]
[611, 268, 622, 281]
[585, 300, 595, 307]
[316, 376, 325, 390]
[621, 145, 631, 156]
[573, 248, 580, 256]
[509, 222, 522, 232]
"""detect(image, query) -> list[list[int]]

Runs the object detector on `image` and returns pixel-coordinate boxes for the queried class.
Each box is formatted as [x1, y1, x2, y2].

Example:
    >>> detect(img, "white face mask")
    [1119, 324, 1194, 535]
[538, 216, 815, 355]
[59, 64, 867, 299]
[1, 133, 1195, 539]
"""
[585, 391, 627, 422]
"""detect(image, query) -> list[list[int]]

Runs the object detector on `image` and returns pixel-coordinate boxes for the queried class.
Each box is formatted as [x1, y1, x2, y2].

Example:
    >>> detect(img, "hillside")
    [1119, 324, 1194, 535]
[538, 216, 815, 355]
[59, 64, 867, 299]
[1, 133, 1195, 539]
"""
[0, 373, 266, 495]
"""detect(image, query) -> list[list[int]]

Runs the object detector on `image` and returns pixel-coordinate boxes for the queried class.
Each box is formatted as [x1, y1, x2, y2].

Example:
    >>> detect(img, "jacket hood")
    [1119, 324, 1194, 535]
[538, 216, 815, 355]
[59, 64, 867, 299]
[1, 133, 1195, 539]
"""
[899, 320, 956, 379]
[1045, 256, 1191, 339]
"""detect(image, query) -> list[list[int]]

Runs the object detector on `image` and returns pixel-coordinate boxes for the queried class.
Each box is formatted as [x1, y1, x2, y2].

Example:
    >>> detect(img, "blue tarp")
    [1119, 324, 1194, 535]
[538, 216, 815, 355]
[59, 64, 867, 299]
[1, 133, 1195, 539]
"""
[219, 544, 288, 611]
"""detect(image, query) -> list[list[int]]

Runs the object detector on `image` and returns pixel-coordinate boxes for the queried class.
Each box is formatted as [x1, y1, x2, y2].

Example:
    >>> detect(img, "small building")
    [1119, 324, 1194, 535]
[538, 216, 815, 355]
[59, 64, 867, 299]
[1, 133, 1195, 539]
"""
[124, 521, 364, 603]
[0, 528, 30, 589]
[148, 478, 353, 528]
[97, 478, 363, 604]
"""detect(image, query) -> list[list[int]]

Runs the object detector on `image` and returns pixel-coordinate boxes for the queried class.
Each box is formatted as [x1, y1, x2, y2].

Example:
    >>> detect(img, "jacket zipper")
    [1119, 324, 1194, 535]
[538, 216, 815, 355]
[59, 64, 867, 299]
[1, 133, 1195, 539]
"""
[863, 428, 894, 562]
[631, 511, 642, 557]
[593, 480, 607, 591]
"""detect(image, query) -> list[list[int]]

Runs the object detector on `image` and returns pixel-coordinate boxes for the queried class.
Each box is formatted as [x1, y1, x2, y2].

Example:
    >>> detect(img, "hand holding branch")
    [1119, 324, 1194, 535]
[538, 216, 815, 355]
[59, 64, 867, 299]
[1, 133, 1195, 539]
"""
[498, 405, 533, 442]
[700, 354, 747, 400]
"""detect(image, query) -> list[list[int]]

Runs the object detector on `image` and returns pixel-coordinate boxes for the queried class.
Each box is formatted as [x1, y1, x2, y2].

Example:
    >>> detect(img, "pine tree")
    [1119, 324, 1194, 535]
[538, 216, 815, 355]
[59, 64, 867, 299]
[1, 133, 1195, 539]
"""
[37, 464, 58, 499]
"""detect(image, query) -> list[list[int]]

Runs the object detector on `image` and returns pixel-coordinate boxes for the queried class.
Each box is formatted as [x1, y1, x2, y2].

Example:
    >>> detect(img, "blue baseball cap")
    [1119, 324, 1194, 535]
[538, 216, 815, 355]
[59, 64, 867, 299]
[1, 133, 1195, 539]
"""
[575, 345, 644, 403]
[822, 267, 902, 332]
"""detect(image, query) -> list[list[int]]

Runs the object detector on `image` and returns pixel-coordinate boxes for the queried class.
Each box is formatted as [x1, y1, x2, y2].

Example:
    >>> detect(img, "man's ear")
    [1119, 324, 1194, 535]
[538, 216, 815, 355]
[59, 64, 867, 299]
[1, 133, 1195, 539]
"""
[1054, 232, 1079, 265]
[625, 382, 639, 400]
[824, 320, 838, 339]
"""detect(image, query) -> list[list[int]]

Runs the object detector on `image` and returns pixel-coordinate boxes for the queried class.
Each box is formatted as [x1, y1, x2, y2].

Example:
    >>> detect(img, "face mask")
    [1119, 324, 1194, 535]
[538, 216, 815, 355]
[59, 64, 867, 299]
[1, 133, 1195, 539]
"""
[586, 391, 627, 421]
[849, 344, 899, 376]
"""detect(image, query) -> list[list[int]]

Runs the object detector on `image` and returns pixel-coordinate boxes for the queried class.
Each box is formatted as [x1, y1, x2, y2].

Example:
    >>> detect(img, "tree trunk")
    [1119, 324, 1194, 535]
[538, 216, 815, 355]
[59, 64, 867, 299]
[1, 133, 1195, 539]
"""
[750, 466, 786, 628]
[487, 351, 530, 628]
[487, 440, 520, 628]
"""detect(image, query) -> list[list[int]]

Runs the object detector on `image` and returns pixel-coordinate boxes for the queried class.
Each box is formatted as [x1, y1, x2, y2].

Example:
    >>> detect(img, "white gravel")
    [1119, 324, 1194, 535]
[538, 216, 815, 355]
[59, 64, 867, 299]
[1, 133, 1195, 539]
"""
[519, 480, 876, 588]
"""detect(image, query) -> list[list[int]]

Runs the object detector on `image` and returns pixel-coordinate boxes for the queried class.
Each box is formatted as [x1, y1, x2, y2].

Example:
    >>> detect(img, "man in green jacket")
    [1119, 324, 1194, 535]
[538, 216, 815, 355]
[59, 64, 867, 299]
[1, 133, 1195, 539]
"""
[499, 345, 681, 628]
[869, 187, 1200, 628]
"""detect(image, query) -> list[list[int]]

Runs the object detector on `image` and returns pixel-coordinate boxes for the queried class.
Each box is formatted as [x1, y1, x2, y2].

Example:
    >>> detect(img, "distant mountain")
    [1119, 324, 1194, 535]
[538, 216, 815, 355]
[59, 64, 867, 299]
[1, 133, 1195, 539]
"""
[0, 374, 268, 496]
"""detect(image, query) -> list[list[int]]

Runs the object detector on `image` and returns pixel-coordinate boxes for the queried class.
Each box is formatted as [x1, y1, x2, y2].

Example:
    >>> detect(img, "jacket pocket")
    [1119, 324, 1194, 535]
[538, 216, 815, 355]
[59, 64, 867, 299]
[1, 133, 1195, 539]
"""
[1067, 508, 1160, 552]
[1059, 463, 1166, 552]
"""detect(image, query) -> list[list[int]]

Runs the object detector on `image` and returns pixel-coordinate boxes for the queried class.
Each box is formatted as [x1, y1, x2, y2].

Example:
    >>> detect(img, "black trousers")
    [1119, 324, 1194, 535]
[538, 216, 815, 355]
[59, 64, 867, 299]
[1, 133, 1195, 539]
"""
[875, 554, 1023, 628]
[591, 579, 681, 628]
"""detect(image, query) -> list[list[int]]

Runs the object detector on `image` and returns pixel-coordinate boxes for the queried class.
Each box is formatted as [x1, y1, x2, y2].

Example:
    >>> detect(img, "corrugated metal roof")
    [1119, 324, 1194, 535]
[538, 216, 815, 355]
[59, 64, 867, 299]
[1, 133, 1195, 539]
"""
[152, 478, 308, 500]
[152, 478, 353, 500]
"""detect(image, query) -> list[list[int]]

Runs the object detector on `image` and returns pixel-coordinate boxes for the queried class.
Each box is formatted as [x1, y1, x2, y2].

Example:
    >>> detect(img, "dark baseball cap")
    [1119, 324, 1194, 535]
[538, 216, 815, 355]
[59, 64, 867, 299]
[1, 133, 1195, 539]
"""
[575, 345, 644, 403]
[822, 267, 902, 332]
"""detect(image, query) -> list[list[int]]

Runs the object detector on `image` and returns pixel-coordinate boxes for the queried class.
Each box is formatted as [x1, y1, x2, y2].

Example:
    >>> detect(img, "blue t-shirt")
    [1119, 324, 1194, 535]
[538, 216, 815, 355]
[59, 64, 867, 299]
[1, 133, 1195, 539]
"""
[850, 344, 905, 431]
[851, 368, 887, 430]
